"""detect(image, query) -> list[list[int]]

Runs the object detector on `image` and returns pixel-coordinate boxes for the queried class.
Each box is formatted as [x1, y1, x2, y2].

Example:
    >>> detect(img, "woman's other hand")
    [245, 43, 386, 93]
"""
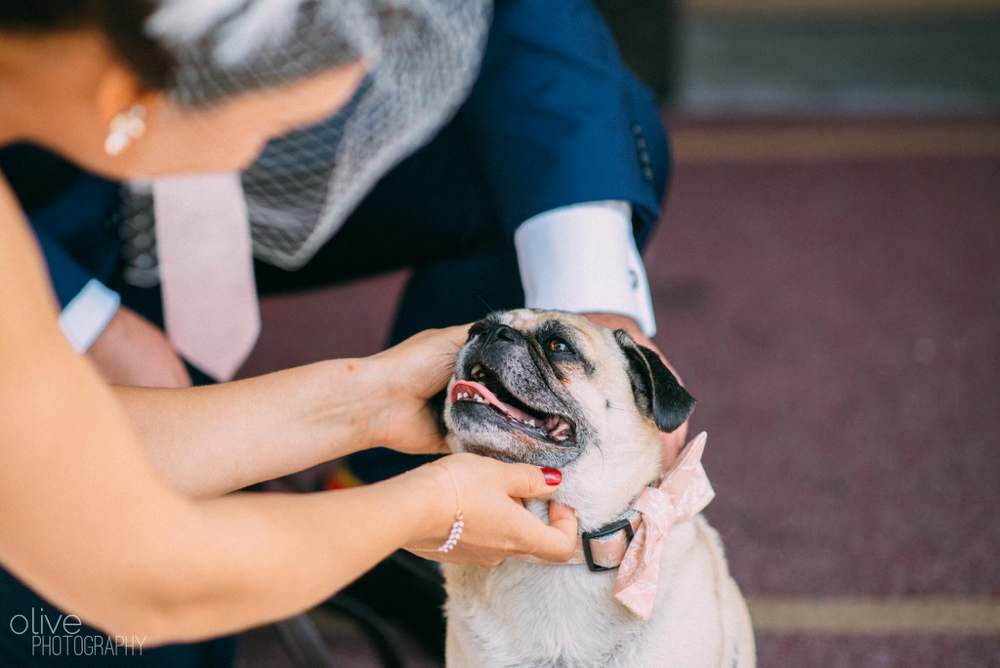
[404, 453, 578, 566]
[365, 324, 471, 456]
[87, 306, 193, 388]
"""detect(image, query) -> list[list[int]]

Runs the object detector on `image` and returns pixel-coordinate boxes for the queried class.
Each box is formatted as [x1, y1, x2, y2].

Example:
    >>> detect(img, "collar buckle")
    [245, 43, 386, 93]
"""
[581, 518, 635, 572]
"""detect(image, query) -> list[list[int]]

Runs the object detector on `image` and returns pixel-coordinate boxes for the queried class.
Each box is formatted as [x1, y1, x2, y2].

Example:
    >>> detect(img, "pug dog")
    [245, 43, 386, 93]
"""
[441, 309, 755, 668]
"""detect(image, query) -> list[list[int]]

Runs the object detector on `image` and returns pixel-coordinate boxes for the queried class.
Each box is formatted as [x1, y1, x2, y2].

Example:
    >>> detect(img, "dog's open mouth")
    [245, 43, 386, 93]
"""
[451, 364, 575, 444]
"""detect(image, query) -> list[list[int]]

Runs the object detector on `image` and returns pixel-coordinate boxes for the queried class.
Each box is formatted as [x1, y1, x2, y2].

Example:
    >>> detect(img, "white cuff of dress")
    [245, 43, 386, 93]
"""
[514, 201, 657, 337]
[59, 278, 122, 353]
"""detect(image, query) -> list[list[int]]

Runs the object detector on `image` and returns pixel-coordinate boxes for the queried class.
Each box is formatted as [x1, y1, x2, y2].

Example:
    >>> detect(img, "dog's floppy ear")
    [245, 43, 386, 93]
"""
[614, 330, 696, 433]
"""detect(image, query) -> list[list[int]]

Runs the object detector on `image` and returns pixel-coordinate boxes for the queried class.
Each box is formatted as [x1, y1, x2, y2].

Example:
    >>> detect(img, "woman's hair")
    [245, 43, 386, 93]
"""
[0, 0, 369, 107]
[0, 0, 176, 91]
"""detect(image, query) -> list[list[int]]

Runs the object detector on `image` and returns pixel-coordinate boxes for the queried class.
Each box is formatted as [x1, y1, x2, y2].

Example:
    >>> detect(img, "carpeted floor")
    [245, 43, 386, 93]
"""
[661, 119, 1000, 666]
[236, 118, 1000, 667]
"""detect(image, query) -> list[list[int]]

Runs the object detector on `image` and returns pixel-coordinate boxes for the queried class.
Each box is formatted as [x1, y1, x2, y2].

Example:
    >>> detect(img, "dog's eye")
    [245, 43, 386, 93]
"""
[547, 337, 574, 354]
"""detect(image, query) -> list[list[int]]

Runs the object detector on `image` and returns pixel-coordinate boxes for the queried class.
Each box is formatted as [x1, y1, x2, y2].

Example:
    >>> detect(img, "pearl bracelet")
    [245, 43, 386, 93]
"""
[431, 463, 464, 553]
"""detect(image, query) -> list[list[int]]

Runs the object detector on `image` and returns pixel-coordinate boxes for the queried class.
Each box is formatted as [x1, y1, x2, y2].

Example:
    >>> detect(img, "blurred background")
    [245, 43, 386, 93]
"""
[236, 1, 1000, 666]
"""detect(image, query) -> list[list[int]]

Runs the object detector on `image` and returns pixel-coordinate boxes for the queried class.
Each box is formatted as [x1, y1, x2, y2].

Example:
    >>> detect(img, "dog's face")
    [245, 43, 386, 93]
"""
[444, 310, 696, 474]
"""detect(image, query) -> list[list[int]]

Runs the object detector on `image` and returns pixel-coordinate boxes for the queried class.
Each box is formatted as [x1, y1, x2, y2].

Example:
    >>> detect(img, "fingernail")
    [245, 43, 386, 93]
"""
[541, 468, 562, 486]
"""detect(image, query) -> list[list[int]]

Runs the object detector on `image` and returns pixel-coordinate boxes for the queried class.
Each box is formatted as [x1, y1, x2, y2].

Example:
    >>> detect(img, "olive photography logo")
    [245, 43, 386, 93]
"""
[8, 608, 146, 657]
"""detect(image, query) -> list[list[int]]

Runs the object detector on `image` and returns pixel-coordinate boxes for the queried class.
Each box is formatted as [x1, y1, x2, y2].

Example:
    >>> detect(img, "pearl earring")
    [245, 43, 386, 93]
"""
[104, 105, 147, 156]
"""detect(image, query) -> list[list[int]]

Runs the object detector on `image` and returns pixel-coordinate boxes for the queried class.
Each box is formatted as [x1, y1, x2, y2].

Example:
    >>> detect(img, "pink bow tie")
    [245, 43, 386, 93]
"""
[518, 432, 715, 621]
[613, 432, 715, 620]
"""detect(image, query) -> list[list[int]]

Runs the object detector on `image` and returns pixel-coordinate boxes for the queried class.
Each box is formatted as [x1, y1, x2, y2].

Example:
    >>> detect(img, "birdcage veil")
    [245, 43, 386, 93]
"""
[143, 0, 491, 271]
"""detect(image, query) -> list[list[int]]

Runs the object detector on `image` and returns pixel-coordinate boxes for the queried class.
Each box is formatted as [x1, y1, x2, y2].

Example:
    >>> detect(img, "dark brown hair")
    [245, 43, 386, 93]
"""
[0, 0, 176, 90]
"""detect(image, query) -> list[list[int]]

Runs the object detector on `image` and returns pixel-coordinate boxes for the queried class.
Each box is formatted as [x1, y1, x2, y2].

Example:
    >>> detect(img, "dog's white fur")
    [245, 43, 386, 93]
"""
[443, 310, 755, 668]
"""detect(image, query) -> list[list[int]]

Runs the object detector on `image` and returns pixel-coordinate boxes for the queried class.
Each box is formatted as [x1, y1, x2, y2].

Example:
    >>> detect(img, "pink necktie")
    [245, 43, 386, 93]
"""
[153, 173, 260, 381]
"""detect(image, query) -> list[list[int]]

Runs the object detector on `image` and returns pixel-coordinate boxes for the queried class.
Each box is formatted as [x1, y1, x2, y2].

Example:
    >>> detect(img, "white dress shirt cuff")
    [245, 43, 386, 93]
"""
[59, 278, 121, 353]
[514, 201, 657, 337]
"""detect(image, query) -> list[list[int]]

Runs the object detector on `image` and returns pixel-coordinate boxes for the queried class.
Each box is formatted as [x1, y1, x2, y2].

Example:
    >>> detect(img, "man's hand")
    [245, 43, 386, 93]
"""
[86, 306, 192, 388]
[582, 312, 689, 465]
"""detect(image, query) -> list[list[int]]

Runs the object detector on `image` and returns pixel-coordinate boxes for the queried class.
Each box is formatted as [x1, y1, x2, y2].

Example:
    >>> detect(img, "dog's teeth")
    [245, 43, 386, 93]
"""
[550, 420, 571, 440]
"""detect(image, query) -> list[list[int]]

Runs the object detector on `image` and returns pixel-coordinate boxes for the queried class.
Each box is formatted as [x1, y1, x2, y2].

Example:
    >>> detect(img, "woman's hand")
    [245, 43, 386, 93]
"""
[364, 324, 472, 456]
[403, 453, 578, 566]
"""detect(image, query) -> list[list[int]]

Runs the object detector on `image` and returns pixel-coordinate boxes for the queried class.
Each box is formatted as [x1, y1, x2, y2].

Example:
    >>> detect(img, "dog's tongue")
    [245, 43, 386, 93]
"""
[451, 380, 541, 426]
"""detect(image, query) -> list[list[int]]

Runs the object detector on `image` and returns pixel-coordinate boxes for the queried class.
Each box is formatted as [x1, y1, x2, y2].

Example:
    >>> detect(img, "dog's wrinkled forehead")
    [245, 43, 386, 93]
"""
[492, 308, 598, 334]
[466, 310, 612, 363]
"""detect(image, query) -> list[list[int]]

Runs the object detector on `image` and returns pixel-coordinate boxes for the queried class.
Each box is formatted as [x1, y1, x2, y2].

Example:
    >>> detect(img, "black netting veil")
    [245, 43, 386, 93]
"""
[141, 0, 490, 270]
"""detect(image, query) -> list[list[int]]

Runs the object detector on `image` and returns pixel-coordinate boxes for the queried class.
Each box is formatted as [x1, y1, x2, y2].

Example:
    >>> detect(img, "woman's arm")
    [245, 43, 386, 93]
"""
[115, 296, 463, 499]
[0, 175, 576, 645]
[113, 365, 373, 498]
[114, 325, 459, 499]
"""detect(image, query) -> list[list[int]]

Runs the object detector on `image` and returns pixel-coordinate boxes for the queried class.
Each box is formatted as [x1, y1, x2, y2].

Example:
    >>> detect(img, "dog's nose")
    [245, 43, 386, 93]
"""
[488, 324, 520, 345]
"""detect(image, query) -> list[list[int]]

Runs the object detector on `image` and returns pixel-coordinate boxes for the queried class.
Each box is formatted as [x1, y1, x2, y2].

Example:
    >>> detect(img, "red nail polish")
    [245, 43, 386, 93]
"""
[541, 468, 562, 486]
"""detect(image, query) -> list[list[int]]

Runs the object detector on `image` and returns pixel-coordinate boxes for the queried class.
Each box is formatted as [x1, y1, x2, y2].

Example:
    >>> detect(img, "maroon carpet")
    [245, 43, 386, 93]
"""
[658, 148, 1000, 666]
[239, 123, 1000, 666]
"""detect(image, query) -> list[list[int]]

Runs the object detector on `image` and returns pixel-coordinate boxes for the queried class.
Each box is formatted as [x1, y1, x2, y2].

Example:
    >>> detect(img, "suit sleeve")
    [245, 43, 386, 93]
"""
[458, 0, 670, 240]
[32, 226, 122, 352]
[32, 226, 95, 309]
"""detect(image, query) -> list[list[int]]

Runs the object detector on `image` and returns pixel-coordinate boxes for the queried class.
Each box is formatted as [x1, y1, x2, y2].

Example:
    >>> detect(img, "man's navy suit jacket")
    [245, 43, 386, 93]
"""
[5, 0, 670, 311]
